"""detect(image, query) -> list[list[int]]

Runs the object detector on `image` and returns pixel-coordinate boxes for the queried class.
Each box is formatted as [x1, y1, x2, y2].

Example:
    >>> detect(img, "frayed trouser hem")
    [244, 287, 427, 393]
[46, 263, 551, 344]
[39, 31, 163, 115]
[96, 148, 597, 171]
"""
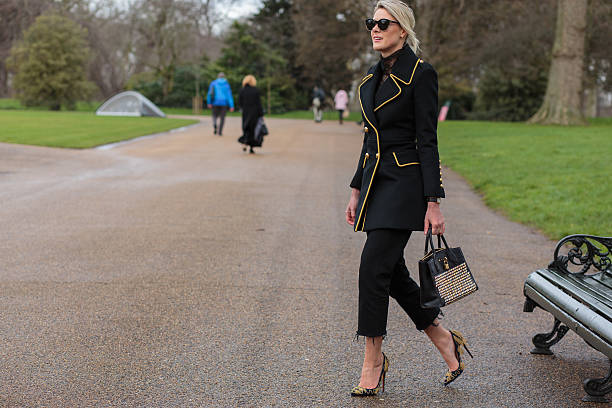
[353, 332, 386, 343]
[415, 309, 444, 331]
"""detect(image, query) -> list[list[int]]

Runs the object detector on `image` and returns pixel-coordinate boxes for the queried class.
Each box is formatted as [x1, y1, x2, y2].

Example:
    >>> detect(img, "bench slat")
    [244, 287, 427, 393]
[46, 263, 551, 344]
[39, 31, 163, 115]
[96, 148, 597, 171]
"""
[524, 278, 612, 359]
[589, 272, 612, 292]
[525, 273, 612, 356]
[535, 268, 612, 318]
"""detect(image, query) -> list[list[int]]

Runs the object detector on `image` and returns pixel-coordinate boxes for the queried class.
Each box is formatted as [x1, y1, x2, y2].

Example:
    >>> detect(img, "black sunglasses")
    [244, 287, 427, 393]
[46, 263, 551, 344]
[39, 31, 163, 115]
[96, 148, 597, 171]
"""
[365, 18, 400, 31]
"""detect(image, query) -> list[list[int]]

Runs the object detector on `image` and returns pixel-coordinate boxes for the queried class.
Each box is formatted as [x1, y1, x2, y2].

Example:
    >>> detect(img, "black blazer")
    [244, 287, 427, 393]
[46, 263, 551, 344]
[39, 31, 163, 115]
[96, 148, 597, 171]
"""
[350, 45, 445, 232]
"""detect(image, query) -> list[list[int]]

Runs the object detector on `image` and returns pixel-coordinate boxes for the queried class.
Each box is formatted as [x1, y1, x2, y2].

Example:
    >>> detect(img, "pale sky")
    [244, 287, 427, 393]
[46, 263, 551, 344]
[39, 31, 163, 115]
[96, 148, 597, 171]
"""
[104, 0, 262, 19]
[91, 0, 263, 35]
[226, 0, 262, 19]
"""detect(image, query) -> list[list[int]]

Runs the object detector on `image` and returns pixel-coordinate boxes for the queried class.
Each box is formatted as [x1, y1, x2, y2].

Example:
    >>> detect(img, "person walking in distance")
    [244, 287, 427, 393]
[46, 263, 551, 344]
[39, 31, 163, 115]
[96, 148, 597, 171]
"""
[312, 85, 325, 123]
[238, 75, 264, 154]
[345, 0, 472, 397]
[206, 72, 234, 136]
[334, 88, 349, 124]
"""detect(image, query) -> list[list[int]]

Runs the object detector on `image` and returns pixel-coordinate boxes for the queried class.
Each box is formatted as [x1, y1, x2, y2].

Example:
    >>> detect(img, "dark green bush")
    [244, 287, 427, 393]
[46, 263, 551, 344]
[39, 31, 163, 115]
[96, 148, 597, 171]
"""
[129, 66, 217, 108]
[469, 67, 547, 121]
[438, 72, 476, 120]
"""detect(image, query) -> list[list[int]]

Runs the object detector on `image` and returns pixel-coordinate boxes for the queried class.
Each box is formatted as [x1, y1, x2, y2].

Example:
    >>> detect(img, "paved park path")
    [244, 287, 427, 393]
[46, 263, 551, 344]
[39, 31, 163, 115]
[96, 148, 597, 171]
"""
[0, 116, 607, 407]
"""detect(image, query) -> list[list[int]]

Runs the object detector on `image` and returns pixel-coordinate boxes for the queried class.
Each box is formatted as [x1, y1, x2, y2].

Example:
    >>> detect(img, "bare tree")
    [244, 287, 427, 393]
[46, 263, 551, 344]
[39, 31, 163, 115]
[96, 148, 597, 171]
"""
[0, 0, 50, 96]
[191, 0, 240, 37]
[86, 8, 139, 97]
[127, 0, 197, 101]
[528, 0, 588, 125]
[293, 0, 370, 91]
[1, 0, 249, 100]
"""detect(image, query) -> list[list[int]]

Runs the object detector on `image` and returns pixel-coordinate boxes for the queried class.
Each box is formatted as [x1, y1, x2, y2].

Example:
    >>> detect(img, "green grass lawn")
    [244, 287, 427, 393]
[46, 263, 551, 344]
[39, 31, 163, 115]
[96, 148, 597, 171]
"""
[0, 110, 197, 148]
[0, 98, 100, 112]
[438, 118, 612, 240]
[1, 98, 362, 121]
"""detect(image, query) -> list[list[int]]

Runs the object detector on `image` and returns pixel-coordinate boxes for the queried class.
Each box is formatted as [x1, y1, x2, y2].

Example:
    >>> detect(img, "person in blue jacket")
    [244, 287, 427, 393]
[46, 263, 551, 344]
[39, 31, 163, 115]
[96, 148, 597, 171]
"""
[206, 72, 235, 136]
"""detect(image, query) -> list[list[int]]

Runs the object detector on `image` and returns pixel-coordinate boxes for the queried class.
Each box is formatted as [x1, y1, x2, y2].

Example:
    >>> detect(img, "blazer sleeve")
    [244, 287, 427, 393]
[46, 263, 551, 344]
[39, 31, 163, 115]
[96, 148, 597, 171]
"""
[349, 130, 367, 189]
[413, 64, 445, 198]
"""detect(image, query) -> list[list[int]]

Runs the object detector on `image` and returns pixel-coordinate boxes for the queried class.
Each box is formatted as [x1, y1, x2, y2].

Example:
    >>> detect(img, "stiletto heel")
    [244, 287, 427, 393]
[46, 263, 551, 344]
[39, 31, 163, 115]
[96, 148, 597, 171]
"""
[443, 330, 473, 386]
[351, 353, 389, 397]
[463, 342, 473, 359]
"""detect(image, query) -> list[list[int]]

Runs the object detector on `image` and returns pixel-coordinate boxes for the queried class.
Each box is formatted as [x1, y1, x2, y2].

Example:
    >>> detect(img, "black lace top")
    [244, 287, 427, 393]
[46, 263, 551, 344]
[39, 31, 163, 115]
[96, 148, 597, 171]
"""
[375, 48, 402, 98]
[378, 48, 402, 88]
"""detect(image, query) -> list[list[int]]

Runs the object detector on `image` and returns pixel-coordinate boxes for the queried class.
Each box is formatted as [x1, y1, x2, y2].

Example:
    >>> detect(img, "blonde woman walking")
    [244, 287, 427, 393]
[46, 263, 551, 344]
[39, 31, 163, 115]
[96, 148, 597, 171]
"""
[238, 75, 264, 154]
[345, 0, 472, 396]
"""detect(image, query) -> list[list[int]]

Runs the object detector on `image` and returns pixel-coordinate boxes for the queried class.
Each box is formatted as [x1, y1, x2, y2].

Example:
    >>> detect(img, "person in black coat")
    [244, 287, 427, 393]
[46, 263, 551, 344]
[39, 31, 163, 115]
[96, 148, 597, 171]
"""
[345, 0, 472, 397]
[238, 75, 264, 154]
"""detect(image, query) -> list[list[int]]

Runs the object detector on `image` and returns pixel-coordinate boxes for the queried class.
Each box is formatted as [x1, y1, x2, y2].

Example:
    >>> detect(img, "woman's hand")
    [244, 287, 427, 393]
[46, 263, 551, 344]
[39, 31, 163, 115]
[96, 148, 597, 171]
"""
[424, 202, 445, 235]
[345, 188, 360, 225]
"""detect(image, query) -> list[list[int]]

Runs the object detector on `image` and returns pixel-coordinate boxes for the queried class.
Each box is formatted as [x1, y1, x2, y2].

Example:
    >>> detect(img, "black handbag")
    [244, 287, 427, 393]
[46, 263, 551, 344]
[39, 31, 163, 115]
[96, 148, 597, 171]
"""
[238, 117, 268, 147]
[252, 117, 268, 147]
[419, 230, 478, 308]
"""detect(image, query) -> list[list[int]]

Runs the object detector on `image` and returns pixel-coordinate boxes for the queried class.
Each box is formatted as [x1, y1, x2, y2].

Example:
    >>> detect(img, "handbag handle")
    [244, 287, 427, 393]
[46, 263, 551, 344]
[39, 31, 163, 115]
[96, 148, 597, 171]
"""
[424, 226, 450, 255]
[424, 228, 434, 255]
[438, 234, 450, 249]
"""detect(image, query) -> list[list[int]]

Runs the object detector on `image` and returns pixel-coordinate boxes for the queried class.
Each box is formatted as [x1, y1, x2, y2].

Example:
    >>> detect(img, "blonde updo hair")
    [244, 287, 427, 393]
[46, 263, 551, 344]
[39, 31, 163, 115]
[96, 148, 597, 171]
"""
[375, 0, 420, 54]
[242, 75, 257, 87]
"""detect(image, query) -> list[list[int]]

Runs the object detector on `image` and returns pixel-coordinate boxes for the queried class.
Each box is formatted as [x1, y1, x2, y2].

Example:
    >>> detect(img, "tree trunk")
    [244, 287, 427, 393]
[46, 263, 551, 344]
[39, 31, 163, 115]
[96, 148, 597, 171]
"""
[0, 65, 8, 97]
[529, 0, 588, 125]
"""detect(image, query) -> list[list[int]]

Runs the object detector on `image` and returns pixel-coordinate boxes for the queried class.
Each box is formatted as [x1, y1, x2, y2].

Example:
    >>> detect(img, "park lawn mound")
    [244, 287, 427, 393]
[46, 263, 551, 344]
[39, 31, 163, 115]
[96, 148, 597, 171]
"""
[438, 119, 612, 240]
[0, 110, 198, 149]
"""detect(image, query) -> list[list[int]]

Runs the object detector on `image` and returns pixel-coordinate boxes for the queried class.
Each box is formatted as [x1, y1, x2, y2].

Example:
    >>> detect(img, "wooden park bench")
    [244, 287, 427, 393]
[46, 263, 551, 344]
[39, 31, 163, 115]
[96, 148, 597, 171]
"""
[523, 234, 612, 403]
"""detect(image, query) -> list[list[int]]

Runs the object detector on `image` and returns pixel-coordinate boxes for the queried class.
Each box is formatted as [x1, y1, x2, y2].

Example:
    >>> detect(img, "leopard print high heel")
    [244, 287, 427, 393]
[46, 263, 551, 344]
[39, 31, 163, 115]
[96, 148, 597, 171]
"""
[351, 353, 389, 396]
[443, 330, 473, 386]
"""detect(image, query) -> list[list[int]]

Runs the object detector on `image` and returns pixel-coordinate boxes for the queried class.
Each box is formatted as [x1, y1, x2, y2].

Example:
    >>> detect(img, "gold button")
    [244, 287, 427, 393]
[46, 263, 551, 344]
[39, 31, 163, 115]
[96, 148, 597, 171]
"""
[364, 127, 369, 132]
[365, 153, 369, 158]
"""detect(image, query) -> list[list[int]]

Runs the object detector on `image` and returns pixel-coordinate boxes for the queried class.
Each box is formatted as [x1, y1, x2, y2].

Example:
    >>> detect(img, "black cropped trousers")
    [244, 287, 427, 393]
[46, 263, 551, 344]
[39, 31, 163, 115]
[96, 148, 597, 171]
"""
[357, 229, 440, 338]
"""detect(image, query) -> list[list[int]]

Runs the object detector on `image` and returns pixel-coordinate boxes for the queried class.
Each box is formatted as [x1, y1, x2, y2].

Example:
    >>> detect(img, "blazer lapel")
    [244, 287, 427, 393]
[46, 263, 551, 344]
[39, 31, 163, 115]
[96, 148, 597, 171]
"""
[359, 68, 379, 129]
[373, 46, 421, 112]
[374, 76, 400, 111]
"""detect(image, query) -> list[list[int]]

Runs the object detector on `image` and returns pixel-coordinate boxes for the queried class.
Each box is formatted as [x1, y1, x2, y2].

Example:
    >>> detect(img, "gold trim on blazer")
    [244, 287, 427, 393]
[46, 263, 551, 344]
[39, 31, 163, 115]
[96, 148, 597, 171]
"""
[362, 152, 370, 168]
[392, 152, 420, 167]
[355, 73, 379, 232]
[374, 59, 422, 112]
[361, 202, 369, 232]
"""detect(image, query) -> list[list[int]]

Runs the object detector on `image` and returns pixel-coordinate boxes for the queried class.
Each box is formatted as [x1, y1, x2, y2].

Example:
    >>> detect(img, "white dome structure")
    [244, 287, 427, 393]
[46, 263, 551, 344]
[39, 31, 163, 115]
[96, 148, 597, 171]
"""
[96, 91, 166, 117]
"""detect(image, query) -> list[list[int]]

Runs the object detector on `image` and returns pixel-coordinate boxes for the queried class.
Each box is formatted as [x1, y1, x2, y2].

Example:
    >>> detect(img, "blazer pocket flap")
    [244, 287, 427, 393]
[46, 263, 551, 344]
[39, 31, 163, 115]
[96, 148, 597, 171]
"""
[393, 150, 420, 167]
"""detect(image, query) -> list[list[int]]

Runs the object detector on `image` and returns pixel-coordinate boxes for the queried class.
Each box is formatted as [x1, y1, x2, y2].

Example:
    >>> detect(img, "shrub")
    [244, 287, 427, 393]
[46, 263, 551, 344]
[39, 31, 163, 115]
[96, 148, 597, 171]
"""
[470, 67, 547, 121]
[7, 14, 96, 110]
